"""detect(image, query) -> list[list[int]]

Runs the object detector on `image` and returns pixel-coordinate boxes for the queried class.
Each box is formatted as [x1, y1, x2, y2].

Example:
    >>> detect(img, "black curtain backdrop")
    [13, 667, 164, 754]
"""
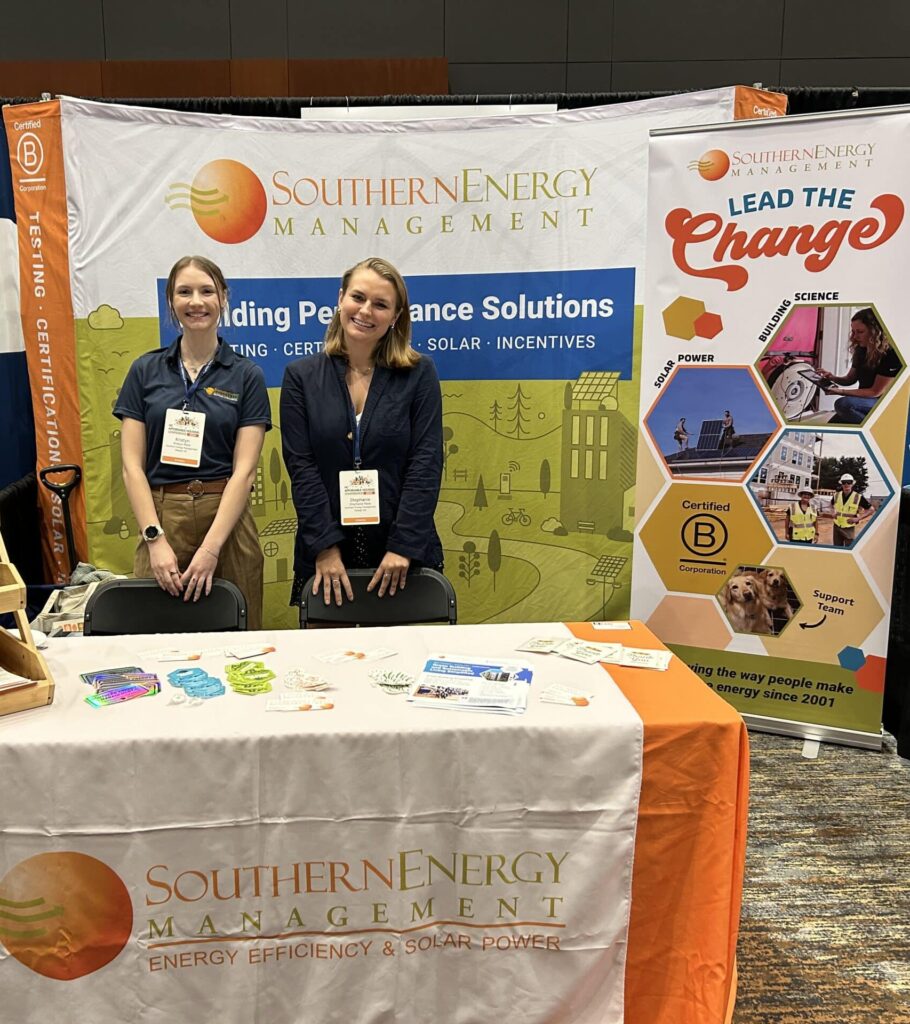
[4, 86, 910, 115]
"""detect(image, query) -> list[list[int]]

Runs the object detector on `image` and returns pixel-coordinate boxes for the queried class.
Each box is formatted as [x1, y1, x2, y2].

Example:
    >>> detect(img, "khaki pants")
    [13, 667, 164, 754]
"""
[134, 492, 264, 630]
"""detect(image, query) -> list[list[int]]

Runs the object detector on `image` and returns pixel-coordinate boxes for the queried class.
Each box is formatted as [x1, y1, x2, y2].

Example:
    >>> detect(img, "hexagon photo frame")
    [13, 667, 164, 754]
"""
[747, 429, 893, 549]
[756, 302, 904, 427]
[644, 365, 780, 482]
[717, 563, 802, 637]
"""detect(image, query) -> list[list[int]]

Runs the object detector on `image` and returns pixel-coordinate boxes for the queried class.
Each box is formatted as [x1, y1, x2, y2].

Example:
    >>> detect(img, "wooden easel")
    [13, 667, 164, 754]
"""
[0, 530, 54, 717]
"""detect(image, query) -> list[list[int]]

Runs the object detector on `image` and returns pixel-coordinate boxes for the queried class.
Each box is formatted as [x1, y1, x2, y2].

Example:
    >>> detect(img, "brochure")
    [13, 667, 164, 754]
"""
[408, 654, 533, 715]
[0, 668, 36, 694]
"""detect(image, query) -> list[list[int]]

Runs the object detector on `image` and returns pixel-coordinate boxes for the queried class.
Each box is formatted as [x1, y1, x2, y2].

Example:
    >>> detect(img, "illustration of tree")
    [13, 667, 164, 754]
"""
[474, 474, 488, 509]
[507, 384, 531, 438]
[442, 425, 459, 481]
[458, 541, 480, 588]
[269, 449, 282, 503]
[539, 459, 551, 500]
[564, 381, 575, 409]
[818, 456, 869, 492]
[487, 529, 502, 591]
[279, 480, 289, 509]
[489, 399, 503, 433]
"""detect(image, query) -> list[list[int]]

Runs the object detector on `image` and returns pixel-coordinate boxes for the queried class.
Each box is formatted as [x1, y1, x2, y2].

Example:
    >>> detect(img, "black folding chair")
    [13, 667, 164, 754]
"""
[83, 578, 247, 635]
[299, 568, 456, 628]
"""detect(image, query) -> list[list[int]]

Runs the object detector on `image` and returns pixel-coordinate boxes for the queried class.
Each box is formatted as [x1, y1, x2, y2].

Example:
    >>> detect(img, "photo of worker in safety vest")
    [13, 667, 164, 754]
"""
[786, 487, 818, 544]
[830, 473, 873, 547]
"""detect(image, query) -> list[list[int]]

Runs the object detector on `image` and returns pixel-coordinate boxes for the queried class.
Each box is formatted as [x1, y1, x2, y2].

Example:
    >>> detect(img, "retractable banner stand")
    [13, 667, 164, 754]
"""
[3, 87, 784, 618]
[632, 106, 910, 748]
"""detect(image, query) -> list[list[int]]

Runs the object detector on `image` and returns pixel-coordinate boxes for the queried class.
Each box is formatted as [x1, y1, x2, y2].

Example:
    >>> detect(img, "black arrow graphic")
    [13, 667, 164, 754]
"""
[799, 614, 827, 630]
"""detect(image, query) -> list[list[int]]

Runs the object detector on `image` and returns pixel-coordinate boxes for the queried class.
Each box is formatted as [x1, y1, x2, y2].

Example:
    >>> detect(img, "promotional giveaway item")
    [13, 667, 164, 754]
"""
[225, 660, 275, 695]
[539, 683, 598, 706]
[368, 668, 416, 694]
[283, 670, 330, 691]
[314, 648, 396, 664]
[265, 694, 334, 712]
[166, 668, 225, 699]
[81, 666, 161, 706]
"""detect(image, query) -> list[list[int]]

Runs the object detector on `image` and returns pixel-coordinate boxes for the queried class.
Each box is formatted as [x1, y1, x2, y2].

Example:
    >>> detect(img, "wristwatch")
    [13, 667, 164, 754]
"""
[142, 524, 165, 542]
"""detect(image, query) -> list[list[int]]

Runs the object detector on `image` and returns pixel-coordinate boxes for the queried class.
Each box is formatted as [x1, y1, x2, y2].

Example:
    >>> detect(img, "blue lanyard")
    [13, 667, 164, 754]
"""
[177, 355, 214, 410]
[346, 396, 364, 469]
[338, 364, 369, 469]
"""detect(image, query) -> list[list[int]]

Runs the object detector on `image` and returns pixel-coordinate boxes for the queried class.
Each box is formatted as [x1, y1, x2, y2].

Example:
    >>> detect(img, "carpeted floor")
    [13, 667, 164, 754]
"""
[734, 730, 910, 1024]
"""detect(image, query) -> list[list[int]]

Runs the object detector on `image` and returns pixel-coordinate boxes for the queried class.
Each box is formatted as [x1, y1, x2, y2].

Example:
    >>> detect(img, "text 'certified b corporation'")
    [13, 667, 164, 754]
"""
[639, 483, 773, 596]
[681, 505, 728, 565]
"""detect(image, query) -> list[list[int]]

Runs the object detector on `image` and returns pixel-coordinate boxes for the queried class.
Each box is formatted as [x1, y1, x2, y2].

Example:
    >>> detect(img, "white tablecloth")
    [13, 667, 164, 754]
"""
[0, 623, 643, 1024]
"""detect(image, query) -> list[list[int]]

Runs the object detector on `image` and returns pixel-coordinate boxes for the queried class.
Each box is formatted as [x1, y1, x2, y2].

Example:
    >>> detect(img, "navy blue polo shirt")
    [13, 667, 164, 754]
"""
[114, 337, 271, 485]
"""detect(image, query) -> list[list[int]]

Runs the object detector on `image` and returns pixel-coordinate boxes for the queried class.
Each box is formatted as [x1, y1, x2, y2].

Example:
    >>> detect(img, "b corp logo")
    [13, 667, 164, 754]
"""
[680, 513, 728, 558]
[16, 132, 44, 176]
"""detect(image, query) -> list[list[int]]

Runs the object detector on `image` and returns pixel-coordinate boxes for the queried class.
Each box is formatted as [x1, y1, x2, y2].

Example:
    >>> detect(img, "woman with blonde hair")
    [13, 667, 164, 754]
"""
[280, 256, 443, 607]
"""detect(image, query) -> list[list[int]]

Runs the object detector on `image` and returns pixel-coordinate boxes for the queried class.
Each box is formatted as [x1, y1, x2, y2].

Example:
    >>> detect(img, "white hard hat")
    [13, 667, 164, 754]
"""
[839, 473, 855, 483]
[798, 487, 814, 496]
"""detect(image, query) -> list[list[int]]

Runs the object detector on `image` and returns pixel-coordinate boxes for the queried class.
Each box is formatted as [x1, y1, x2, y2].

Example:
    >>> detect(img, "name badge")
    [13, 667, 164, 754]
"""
[161, 408, 206, 467]
[339, 469, 380, 525]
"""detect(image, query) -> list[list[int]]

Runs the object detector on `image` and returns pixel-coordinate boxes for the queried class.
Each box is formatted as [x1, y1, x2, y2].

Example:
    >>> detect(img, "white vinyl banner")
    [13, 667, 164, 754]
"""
[25, 89, 760, 623]
[0, 624, 643, 1023]
[632, 107, 910, 744]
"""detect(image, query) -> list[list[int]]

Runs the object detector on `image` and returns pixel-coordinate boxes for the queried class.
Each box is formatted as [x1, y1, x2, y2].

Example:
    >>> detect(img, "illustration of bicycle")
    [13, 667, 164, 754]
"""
[501, 507, 531, 526]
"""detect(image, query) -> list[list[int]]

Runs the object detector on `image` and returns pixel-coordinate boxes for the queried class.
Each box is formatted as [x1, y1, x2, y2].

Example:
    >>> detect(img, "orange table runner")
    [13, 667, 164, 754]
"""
[568, 621, 748, 1024]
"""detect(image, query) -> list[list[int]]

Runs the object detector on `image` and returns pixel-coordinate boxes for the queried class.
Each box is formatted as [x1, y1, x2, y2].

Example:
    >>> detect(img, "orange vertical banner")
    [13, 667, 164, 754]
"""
[733, 85, 788, 119]
[3, 100, 85, 582]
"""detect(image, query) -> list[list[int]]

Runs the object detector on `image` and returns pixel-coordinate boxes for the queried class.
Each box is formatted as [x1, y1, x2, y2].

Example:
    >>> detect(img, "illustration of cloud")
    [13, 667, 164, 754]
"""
[88, 304, 124, 330]
[541, 517, 563, 534]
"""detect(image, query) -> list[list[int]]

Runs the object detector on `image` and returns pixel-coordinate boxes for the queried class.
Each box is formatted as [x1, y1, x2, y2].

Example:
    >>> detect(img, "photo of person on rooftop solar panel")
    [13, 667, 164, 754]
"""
[645, 367, 777, 481]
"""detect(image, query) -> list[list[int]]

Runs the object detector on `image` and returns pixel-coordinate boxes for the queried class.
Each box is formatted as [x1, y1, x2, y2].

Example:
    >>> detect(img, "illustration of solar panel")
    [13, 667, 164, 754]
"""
[259, 517, 297, 537]
[588, 554, 627, 582]
[696, 419, 725, 450]
[572, 371, 620, 404]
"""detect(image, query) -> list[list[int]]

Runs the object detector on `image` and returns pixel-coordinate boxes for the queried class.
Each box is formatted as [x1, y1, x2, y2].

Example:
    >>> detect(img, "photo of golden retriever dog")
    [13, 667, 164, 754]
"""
[719, 573, 773, 634]
[757, 568, 794, 629]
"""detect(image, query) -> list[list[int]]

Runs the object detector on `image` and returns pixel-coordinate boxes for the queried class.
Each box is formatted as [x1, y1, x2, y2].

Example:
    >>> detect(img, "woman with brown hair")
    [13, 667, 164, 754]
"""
[115, 255, 270, 627]
[280, 256, 443, 608]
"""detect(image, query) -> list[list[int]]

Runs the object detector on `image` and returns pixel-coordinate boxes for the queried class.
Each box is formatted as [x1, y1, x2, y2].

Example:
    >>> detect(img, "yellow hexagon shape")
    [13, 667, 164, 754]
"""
[647, 594, 733, 649]
[638, 483, 773, 594]
[662, 296, 706, 341]
[755, 546, 884, 661]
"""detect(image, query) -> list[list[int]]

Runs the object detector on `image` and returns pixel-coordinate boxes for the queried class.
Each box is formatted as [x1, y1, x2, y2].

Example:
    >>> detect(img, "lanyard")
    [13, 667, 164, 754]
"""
[336, 358, 374, 470]
[346, 396, 364, 469]
[177, 356, 214, 410]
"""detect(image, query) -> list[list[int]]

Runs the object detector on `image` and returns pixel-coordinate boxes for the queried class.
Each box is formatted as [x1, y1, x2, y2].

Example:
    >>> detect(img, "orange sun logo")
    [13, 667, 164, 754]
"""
[166, 158, 267, 244]
[688, 149, 731, 181]
[0, 852, 132, 980]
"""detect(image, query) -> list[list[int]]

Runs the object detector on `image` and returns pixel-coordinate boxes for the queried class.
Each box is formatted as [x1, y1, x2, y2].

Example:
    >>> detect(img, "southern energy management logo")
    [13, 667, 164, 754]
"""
[166, 159, 267, 244]
[688, 149, 731, 181]
[0, 852, 132, 979]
